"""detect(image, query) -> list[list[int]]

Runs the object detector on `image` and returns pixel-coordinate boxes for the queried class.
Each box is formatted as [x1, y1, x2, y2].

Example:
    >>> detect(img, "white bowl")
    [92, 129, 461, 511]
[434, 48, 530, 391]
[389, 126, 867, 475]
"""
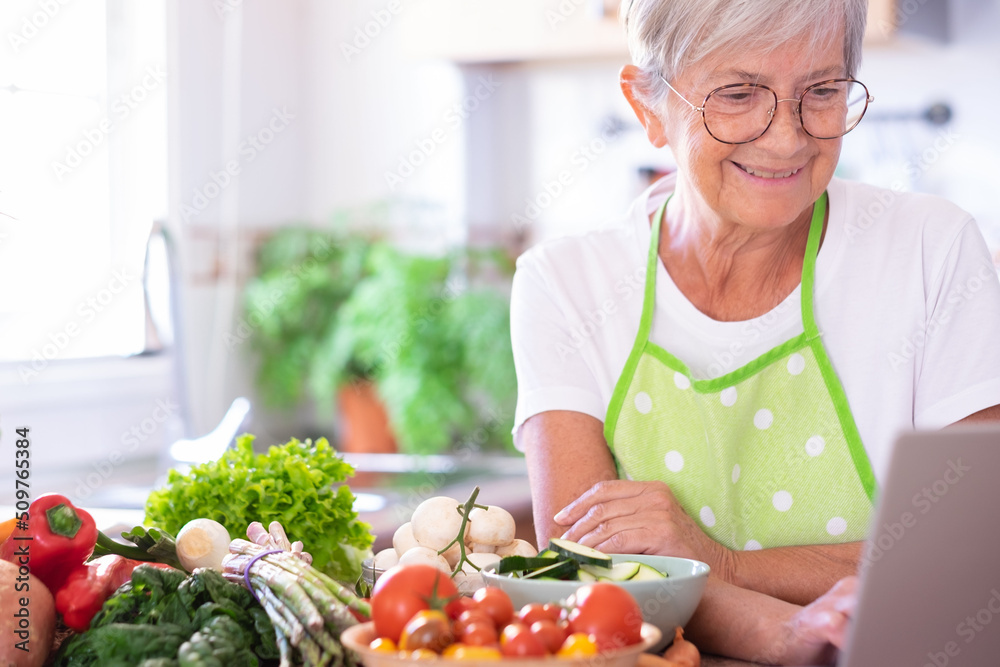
[481, 554, 709, 652]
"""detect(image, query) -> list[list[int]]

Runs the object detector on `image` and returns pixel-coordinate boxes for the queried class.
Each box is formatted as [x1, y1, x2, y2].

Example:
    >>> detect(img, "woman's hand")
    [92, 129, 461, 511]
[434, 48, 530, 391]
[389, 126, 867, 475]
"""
[752, 575, 859, 665]
[552, 479, 734, 575]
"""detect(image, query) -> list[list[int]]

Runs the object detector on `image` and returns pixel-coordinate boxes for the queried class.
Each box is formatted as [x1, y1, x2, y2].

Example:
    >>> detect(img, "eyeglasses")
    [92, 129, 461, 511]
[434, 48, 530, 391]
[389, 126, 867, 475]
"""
[658, 75, 874, 144]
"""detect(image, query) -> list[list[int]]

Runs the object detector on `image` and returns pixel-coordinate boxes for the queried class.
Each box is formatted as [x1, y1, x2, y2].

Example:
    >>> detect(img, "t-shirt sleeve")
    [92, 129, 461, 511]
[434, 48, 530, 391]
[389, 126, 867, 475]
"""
[914, 219, 1000, 428]
[509, 252, 606, 443]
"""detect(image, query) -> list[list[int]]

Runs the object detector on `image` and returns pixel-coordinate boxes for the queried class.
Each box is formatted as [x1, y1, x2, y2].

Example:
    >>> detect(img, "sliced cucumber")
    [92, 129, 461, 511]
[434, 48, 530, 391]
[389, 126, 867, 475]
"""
[577, 569, 599, 582]
[547, 538, 613, 567]
[606, 561, 642, 581]
[536, 549, 559, 559]
[495, 556, 562, 575]
[631, 562, 669, 581]
[523, 559, 580, 580]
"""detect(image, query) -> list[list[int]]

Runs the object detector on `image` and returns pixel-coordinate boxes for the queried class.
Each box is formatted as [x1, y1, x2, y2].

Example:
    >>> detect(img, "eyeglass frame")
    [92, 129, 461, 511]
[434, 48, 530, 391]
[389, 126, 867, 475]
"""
[657, 74, 875, 144]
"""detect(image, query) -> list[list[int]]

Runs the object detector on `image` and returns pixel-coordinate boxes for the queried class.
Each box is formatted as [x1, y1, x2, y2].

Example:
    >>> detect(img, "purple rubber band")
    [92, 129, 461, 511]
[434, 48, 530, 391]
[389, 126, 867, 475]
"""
[244, 549, 283, 602]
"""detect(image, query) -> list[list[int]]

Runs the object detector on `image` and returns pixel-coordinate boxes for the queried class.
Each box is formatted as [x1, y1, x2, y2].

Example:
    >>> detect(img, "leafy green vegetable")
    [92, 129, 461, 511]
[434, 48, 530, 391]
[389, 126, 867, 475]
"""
[144, 435, 374, 583]
[53, 566, 278, 666]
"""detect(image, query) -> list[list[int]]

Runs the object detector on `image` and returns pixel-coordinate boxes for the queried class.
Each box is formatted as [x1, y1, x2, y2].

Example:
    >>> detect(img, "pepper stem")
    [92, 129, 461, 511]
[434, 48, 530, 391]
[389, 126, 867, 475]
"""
[46, 503, 82, 539]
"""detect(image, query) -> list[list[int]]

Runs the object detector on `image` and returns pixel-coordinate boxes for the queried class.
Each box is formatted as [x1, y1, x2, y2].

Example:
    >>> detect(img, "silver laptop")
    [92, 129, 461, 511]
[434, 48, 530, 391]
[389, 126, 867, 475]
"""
[831, 426, 1000, 667]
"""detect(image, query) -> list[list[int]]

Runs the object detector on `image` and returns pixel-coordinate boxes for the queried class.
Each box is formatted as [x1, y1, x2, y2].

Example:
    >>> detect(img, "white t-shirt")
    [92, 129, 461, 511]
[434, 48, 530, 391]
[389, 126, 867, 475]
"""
[511, 175, 1000, 482]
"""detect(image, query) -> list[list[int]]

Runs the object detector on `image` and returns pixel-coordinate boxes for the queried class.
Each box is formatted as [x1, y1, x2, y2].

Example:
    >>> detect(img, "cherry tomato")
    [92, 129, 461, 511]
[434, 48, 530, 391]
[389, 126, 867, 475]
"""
[567, 582, 643, 651]
[459, 621, 499, 647]
[473, 587, 515, 628]
[529, 619, 568, 654]
[445, 595, 476, 620]
[542, 602, 566, 622]
[499, 624, 547, 658]
[557, 632, 599, 657]
[516, 602, 553, 627]
[371, 564, 459, 643]
[448, 645, 503, 660]
[453, 609, 494, 636]
[402, 649, 438, 660]
[399, 609, 454, 652]
[368, 637, 396, 652]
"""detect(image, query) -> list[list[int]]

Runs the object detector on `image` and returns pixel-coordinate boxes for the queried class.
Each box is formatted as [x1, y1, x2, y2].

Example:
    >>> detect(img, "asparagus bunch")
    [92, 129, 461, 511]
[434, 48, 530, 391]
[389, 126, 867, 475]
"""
[223, 521, 372, 667]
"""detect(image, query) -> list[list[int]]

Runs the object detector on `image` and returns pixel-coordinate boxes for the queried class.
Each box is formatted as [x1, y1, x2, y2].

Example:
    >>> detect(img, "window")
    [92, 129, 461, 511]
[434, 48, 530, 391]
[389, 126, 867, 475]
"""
[0, 0, 167, 367]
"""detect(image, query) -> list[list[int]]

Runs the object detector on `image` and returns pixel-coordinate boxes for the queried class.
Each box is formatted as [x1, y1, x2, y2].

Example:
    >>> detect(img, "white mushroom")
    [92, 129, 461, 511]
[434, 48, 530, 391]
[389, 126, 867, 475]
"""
[468, 542, 496, 554]
[467, 506, 516, 546]
[411, 496, 468, 551]
[392, 522, 420, 555]
[494, 539, 538, 558]
[440, 541, 463, 568]
[398, 546, 451, 573]
[372, 547, 400, 570]
[460, 551, 501, 573]
[453, 570, 485, 595]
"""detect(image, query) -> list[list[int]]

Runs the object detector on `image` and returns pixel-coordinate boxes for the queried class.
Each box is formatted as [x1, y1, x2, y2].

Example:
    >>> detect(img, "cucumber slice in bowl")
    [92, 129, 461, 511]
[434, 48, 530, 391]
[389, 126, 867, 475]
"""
[547, 537, 613, 566]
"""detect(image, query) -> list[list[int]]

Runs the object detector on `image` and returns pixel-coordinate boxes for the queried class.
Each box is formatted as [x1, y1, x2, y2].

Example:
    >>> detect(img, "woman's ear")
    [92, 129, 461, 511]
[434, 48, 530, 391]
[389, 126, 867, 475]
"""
[620, 65, 668, 148]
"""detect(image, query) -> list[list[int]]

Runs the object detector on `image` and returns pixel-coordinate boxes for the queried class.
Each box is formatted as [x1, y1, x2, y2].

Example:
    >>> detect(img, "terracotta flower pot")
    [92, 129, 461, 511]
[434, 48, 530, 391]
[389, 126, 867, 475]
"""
[336, 381, 397, 454]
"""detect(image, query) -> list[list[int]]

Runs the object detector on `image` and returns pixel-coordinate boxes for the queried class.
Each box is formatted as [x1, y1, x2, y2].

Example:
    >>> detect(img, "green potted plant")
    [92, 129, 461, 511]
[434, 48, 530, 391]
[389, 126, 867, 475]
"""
[242, 227, 518, 455]
[308, 242, 518, 455]
[241, 227, 372, 411]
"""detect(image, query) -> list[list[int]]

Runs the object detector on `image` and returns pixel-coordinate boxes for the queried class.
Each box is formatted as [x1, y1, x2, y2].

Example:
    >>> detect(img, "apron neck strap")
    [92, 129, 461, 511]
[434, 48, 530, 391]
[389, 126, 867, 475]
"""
[640, 192, 828, 340]
[801, 191, 827, 339]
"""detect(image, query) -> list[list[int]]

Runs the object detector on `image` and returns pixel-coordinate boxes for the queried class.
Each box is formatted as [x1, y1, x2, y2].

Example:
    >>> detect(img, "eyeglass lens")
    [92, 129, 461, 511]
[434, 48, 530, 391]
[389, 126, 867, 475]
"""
[703, 80, 869, 144]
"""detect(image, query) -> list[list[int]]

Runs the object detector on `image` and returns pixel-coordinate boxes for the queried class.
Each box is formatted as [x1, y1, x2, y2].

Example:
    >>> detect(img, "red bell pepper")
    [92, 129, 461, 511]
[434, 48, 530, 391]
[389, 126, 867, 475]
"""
[55, 555, 176, 631]
[0, 493, 98, 592]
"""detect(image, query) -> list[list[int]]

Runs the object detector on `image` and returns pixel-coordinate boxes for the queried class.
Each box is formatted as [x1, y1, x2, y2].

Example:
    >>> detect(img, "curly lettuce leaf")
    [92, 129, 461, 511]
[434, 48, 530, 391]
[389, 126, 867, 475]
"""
[144, 435, 373, 583]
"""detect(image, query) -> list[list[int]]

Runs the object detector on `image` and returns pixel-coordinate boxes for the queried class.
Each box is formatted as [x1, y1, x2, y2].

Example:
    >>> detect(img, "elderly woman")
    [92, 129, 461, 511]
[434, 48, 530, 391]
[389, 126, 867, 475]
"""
[510, 0, 1000, 661]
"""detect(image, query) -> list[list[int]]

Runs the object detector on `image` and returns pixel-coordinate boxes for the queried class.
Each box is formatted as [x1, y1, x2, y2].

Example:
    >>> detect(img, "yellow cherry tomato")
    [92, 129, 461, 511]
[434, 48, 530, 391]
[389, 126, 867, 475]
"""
[557, 633, 599, 658]
[369, 637, 397, 652]
[447, 645, 503, 661]
[403, 648, 439, 660]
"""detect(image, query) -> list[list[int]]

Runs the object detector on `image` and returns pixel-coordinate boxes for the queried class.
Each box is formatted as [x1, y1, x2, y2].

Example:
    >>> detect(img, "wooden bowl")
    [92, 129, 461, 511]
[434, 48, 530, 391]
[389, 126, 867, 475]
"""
[341, 622, 662, 667]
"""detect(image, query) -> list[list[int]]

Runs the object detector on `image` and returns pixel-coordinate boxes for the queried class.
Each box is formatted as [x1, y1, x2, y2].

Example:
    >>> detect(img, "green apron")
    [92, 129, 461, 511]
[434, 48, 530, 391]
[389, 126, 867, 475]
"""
[604, 193, 876, 550]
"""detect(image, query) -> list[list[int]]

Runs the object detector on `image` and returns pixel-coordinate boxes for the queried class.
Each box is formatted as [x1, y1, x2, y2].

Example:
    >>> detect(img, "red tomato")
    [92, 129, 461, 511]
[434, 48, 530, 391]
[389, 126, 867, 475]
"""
[453, 609, 494, 636]
[459, 621, 499, 647]
[445, 595, 476, 620]
[516, 602, 554, 627]
[500, 624, 547, 657]
[472, 587, 515, 628]
[371, 564, 459, 643]
[542, 602, 566, 622]
[529, 619, 568, 654]
[567, 583, 643, 651]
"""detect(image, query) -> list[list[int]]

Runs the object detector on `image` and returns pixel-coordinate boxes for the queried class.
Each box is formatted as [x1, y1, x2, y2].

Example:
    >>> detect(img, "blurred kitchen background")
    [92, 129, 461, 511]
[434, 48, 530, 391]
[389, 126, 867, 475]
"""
[1, 0, 998, 522]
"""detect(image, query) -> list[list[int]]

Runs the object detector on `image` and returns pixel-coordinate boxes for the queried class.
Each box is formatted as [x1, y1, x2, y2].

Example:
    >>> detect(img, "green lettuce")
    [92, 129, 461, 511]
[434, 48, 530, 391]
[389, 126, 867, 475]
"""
[144, 435, 373, 583]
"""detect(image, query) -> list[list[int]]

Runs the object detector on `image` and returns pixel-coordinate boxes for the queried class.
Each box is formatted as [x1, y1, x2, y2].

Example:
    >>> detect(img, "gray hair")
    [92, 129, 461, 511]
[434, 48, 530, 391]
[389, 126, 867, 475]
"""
[621, 0, 868, 113]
